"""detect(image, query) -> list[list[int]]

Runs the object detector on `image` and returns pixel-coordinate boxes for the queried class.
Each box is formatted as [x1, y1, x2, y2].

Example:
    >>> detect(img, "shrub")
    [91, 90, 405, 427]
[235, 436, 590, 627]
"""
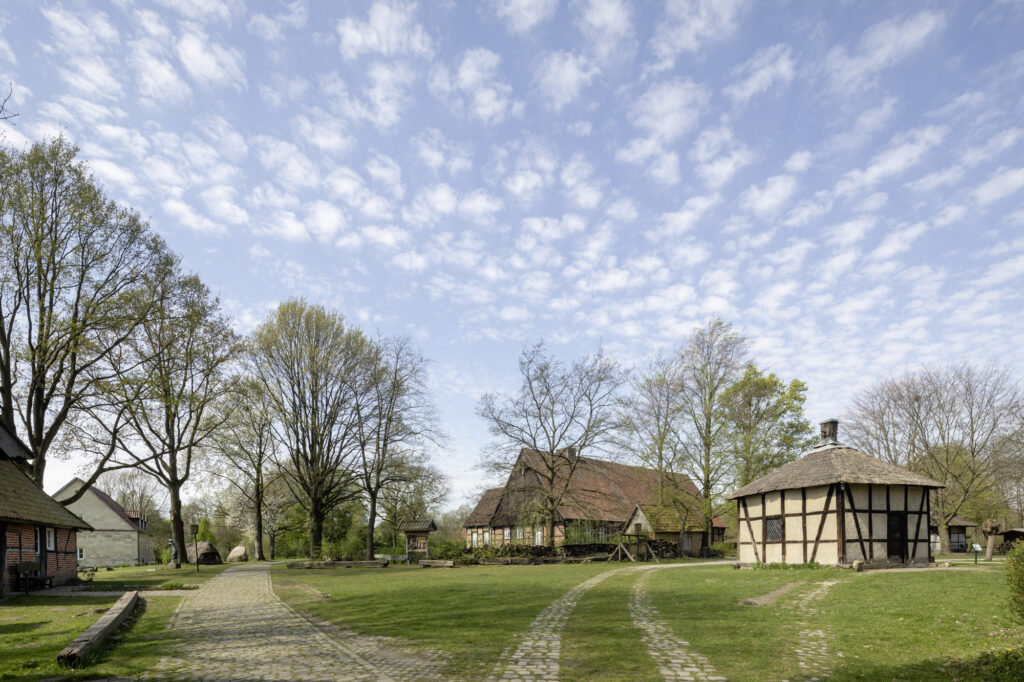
[752, 561, 826, 570]
[1008, 541, 1024, 622]
[428, 539, 556, 563]
[709, 540, 736, 557]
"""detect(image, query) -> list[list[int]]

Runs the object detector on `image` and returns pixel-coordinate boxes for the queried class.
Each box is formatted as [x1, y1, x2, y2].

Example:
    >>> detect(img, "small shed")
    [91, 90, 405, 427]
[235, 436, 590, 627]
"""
[729, 419, 944, 567]
[1002, 528, 1024, 547]
[185, 541, 222, 565]
[929, 516, 977, 553]
[623, 504, 727, 555]
[398, 519, 437, 555]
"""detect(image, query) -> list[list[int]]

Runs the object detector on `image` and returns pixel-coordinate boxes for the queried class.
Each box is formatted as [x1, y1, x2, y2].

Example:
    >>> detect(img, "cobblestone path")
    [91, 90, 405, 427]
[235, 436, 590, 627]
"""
[629, 569, 725, 681]
[489, 561, 730, 681]
[152, 564, 436, 681]
[788, 580, 840, 681]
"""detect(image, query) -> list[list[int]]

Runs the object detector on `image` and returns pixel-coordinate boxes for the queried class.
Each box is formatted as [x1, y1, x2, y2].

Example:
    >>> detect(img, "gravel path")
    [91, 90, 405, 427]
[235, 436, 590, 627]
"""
[489, 561, 731, 682]
[789, 580, 840, 681]
[151, 563, 435, 681]
[629, 569, 725, 681]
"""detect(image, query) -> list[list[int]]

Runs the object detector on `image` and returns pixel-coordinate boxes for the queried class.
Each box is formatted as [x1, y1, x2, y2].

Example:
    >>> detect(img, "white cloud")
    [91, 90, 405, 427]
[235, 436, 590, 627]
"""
[826, 216, 876, 247]
[291, 107, 352, 155]
[248, 1, 307, 41]
[871, 222, 927, 260]
[366, 154, 404, 199]
[458, 190, 504, 224]
[649, 0, 747, 70]
[41, 7, 119, 55]
[325, 167, 393, 219]
[130, 38, 192, 104]
[393, 250, 429, 272]
[362, 224, 410, 249]
[535, 51, 599, 111]
[162, 198, 225, 235]
[784, 151, 812, 173]
[724, 43, 794, 104]
[606, 198, 638, 222]
[933, 204, 966, 227]
[201, 185, 248, 224]
[522, 213, 586, 241]
[403, 183, 459, 227]
[304, 200, 347, 242]
[429, 48, 524, 124]
[0, 37, 15, 65]
[259, 73, 310, 108]
[740, 175, 798, 218]
[652, 194, 720, 237]
[832, 97, 899, 150]
[905, 165, 964, 192]
[155, 0, 233, 23]
[176, 26, 246, 90]
[690, 127, 753, 188]
[962, 127, 1022, 167]
[560, 154, 603, 209]
[412, 128, 472, 175]
[337, 1, 433, 60]
[504, 170, 546, 205]
[251, 135, 319, 189]
[619, 79, 709, 182]
[576, 0, 634, 63]
[492, 0, 557, 34]
[499, 305, 533, 322]
[323, 63, 416, 129]
[972, 167, 1024, 205]
[834, 126, 946, 197]
[825, 11, 944, 93]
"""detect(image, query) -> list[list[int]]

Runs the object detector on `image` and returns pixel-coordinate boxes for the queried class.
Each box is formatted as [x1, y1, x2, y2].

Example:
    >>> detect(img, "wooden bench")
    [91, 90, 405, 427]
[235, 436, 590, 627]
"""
[418, 559, 454, 568]
[16, 561, 53, 592]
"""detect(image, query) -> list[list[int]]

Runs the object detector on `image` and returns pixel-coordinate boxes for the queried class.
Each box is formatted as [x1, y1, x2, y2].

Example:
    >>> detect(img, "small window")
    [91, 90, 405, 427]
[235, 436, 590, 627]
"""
[534, 527, 543, 545]
[483, 529, 490, 545]
[505, 527, 511, 543]
[46, 528, 56, 551]
[765, 516, 783, 543]
[78, 548, 85, 560]
[471, 530, 479, 548]
[516, 527, 524, 540]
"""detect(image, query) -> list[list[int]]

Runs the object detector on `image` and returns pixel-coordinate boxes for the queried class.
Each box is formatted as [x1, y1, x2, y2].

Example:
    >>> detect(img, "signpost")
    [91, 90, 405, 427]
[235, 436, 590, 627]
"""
[191, 523, 200, 574]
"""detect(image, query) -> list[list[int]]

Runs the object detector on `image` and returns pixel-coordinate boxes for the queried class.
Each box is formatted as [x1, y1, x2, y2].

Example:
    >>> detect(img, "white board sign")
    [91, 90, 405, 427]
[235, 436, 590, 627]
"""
[972, 543, 983, 552]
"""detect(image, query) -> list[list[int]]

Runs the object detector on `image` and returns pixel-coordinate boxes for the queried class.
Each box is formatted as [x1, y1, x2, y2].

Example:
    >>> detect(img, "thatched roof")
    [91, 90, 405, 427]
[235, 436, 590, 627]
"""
[631, 504, 726, 533]
[398, 519, 437, 532]
[465, 488, 503, 527]
[947, 516, 977, 528]
[0, 424, 91, 531]
[727, 443, 944, 499]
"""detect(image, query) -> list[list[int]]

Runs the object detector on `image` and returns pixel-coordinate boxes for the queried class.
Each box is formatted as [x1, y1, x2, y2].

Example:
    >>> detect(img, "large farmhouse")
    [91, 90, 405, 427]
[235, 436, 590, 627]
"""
[1, 423, 91, 593]
[729, 419, 944, 567]
[54, 478, 155, 568]
[463, 449, 725, 552]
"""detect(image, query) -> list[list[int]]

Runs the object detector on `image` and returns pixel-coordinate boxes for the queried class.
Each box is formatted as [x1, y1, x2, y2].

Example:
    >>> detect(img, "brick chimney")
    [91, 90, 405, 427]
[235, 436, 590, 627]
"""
[819, 418, 839, 446]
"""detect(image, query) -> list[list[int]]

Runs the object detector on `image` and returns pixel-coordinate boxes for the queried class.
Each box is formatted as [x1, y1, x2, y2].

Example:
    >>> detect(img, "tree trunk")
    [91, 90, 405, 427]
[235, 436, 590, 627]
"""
[309, 498, 323, 559]
[169, 482, 186, 566]
[547, 517, 556, 548]
[365, 494, 377, 560]
[254, 491, 265, 562]
[268, 531, 277, 560]
[985, 533, 995, 561]
[939, 522, 950, 554]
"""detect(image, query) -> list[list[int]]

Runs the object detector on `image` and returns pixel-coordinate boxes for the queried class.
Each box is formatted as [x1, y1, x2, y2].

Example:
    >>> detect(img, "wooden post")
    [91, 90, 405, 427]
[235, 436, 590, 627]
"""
[801, 488, 807, 564]
[760, 493, 767, 564]
[837, 482, 846, 565]
[780, 489, 787, 563]
[867, 483, 874, 561]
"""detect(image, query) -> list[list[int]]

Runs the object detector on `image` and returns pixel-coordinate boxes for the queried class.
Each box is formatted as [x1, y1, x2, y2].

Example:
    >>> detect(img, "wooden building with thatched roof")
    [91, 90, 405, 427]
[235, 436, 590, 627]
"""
[728, 419, 944, 567]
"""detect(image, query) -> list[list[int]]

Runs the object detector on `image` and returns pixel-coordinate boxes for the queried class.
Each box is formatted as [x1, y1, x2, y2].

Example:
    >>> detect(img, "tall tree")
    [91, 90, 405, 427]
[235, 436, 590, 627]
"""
[207, 377, 278, 560]
[97, 467, 167, 516]
[249, 300, 370, 559]
[0, 137, 163, 485]
[353, 336, 441, 559]
[616, 353, 698, 548]
[477, 342, 625, 547]
[722, 363, 814, 487]
[91, 264, 240, 563]
[846, 362, 1023, 552]
[377, 459, 448, 547]
[674, 319, 748, 552]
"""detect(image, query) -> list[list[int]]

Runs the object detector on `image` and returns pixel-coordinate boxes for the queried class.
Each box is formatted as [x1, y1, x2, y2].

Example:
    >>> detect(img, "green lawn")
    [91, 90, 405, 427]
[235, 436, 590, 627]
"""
[271, 561, 1024, 681]
[83, 561, 234, 591]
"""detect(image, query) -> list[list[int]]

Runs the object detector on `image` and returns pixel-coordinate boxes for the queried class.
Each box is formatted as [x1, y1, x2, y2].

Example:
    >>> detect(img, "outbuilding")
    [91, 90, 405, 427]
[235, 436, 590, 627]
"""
[398, 519, 437, 555]
[729, 419, 944, 567]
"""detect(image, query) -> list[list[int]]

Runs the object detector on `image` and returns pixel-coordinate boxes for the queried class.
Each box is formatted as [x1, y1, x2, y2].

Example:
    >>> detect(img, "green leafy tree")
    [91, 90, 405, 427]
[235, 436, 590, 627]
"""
[722, 363, 815, 487]
[0, 136, 164, 487]
[196, 517, 215, 543]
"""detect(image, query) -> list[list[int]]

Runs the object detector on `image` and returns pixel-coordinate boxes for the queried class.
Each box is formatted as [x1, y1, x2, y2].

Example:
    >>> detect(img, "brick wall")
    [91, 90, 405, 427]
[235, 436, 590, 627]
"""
[3, 523, 79, 590]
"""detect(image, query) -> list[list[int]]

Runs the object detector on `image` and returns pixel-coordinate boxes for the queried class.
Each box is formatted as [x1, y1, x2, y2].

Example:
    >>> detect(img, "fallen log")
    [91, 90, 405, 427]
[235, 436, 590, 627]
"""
[418, 559, 454, 568]
[285, 560, 389, 569]
[58, 590, 139, 667]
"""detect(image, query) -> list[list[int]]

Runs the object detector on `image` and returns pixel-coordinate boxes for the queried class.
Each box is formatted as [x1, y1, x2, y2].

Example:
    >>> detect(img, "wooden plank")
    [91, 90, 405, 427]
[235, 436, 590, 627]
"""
[58, 591, 139, 667]
[801, 487, 807, 564]
[810, 484, 835, 564]
[760, 493, 767, 564]
[740, 497, 760, 564]
[617, 542, 636, 563]
[780, 489, 786, 563]
[419, 559, 454, 568]
[867, 483, 874, 561]
[837, 483, 846, 565]
[904, 486, 910, 562]
[844, 485, 868, 561]
[926, 487, 933, 562]
[910, 486, 927, 561]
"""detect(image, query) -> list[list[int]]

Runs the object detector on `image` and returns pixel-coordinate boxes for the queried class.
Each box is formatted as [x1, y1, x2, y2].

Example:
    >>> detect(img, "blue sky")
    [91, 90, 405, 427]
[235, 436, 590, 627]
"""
[3, 1, 1023, 506]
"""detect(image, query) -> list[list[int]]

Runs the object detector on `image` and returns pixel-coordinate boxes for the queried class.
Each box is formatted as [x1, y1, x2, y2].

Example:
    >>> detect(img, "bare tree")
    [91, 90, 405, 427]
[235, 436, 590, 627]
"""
[477, 342, 625, 547]
[0, 136, 165, 485]
[89, 264, 240, 563]
[97, 467, 168, 516]
[353, 336, 441, 559]
[674, 319, 748, 553]
[616, 353, 697, 549]
[846, 362, 1024, 553]
[377, 459, 448, 546]
[248, 300, 370, 559]
[207, 377, 278, 560]
[0, 84, 17, 122]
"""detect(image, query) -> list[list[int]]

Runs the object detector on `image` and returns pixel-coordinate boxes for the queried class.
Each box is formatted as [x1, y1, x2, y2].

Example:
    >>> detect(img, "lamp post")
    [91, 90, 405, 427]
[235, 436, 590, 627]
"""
[190, 523, 199, 574]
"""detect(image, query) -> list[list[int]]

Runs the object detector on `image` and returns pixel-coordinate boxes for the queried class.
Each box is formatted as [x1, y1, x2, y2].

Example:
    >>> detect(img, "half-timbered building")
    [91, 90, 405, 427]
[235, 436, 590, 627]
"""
[729, 419, 944, 567]
[462, 449, 724, 553]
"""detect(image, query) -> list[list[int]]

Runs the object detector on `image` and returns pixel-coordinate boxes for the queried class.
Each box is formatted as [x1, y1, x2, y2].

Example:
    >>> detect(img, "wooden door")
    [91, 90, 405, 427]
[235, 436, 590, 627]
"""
[887, 513, 906, 562]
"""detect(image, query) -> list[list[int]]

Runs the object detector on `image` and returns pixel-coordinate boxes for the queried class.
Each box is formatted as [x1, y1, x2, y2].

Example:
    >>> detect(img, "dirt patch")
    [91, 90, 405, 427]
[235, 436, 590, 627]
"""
[744, 580, 804, 606]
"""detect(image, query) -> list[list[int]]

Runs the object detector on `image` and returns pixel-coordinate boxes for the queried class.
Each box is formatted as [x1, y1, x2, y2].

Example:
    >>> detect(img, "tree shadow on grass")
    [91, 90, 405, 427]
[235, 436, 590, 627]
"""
[828, 648, 1024, 682]
[0, 622, 44, 635]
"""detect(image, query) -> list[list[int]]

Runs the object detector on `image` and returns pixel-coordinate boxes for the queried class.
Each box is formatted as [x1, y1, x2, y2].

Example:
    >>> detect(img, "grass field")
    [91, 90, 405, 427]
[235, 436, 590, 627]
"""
[1, 559, 1020, 680]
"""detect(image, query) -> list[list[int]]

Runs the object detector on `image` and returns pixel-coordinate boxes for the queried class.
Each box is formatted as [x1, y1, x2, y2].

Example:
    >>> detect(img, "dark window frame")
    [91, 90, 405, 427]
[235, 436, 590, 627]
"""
[765, 515, 783, 543]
